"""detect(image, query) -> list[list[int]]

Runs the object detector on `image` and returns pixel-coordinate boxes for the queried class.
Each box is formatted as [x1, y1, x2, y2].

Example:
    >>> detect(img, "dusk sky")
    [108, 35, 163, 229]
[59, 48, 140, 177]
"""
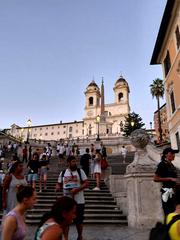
[0, 0, 166, 130]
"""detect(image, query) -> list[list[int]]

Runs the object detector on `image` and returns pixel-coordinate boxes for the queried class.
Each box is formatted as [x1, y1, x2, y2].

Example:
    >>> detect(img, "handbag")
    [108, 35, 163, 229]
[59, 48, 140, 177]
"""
[101, 158, 108, 170]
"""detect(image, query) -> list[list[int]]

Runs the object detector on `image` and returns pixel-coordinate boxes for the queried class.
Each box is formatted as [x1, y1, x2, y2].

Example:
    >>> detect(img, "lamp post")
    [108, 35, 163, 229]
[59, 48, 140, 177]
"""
[26, 119, 32, 144]
[96, 115, 101, 141]
[131, 120, 135, 131]
[150, 121, 152, 139]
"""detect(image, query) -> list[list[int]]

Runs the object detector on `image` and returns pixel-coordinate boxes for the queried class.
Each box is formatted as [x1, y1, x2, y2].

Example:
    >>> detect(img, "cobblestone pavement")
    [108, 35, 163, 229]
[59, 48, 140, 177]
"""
[23, 224, 150, 240]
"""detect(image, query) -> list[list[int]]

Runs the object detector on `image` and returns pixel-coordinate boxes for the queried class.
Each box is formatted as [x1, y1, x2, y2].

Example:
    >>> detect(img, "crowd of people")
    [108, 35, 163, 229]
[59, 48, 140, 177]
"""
[1, 140, 179, 240]
[0, 140, 109, 240]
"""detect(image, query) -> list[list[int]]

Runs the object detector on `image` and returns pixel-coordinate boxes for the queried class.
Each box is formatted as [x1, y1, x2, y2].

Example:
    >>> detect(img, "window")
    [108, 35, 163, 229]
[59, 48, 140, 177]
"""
[175, 132, 180, 150]
[118, 92, 123, 101]
[51, 132, 54, 135]
[69, 126, 73, 132]
[89, 97, 93, 106]
[63, 131, 66, 134]
[40, 128, 42, 130]
[52, 126, 54, 129]
[164, 51, 171, 76]
[63, 126, 66, 128]
[45, 133, 48, 136]
[46, 127, 48, 130]
[170, 91, 176, 113]
[57, 132, 60, 135]
[175, 26, 180, 49]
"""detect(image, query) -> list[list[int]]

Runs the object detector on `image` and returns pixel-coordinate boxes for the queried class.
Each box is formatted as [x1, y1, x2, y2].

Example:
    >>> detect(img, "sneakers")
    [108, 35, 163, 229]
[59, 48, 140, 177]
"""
[93, 187, 100, 191]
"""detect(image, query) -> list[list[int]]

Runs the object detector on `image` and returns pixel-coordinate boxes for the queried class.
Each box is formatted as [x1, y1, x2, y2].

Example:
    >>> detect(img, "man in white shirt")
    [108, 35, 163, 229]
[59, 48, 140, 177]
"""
[56, 156, 88, 240]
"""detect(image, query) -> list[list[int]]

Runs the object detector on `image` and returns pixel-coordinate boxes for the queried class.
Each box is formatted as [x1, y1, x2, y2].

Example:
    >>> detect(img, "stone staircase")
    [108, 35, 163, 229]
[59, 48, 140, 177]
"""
[0, 153, 129, 225]
[25, 153, 128, 224]
[108, 152, 135, 174]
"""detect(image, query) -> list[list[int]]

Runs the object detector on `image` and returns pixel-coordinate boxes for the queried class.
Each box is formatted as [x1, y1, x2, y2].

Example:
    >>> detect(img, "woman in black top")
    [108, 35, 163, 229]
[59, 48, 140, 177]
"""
[154, 147, 179, 216]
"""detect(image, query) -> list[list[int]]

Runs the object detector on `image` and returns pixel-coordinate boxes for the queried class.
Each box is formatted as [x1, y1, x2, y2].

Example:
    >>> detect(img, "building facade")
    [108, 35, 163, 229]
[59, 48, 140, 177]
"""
[153, 103, 169, 142]
[151, 0, 180, 150]
[7, 76, 130, 142]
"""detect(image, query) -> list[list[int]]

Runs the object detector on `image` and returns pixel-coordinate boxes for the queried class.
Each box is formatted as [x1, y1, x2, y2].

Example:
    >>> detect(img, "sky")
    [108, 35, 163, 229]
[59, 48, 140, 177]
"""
[0, 0, 166, 130]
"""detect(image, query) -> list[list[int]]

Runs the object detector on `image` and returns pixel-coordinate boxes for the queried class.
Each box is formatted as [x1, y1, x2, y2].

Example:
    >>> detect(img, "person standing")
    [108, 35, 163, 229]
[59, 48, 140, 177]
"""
[1, 185, 37, 240]
[93, 149, 102, 191]
[39, 154, 49, 192]
[22, 146, 28, 163]
[80, 148, 91, 177]
[121, 146, 127, 163]
[55, 156, 88, 240]
[2, 161, 27, 214]
[27, 153, 40, 190]
[154, 147, 179, 217]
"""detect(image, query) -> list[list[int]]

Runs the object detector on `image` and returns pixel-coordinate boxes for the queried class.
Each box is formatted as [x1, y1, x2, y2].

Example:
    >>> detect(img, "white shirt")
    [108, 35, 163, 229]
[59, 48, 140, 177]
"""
[121, 147, 127, 155]
[58, 168, 87, 204]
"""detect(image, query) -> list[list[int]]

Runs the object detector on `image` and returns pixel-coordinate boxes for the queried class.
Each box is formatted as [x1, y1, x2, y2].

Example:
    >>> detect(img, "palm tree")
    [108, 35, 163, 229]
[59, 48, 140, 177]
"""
[150, 78, 164, 142]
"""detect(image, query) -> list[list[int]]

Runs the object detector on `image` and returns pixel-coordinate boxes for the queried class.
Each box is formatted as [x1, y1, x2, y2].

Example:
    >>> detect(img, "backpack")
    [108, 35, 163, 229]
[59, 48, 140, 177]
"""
[149, 214, 180, 240]
[61, 168, 83, 183]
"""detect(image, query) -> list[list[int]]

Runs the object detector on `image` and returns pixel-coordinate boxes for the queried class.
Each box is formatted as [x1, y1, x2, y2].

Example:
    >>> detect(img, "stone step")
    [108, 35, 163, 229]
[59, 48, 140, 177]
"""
[25, 219, 127, 225]
[33, 203, 117, 209]
[28, 208, 122, 214]
[36, 195, 114, 200]
[26, 213, 126, 220]
[35, 199, 116, 205]
[36, 191, 112, 196]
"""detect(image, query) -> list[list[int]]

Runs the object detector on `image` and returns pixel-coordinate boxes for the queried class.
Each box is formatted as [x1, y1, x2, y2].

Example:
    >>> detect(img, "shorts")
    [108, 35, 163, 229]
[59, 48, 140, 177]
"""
[28, 173, 38, 182]
[39, 167, 48, 176]
[74, 204, 85, 225]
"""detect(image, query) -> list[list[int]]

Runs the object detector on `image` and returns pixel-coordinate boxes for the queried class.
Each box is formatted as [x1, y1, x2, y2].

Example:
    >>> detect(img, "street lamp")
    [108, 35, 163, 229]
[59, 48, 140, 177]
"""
[26, 119, 32, 144]
[96, 115, 101, 141]
[131, 121, 135, 127]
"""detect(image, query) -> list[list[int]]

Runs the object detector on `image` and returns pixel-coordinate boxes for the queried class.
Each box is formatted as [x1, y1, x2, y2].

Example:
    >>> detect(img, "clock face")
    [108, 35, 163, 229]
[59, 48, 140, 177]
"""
[87, 110, 93, 117]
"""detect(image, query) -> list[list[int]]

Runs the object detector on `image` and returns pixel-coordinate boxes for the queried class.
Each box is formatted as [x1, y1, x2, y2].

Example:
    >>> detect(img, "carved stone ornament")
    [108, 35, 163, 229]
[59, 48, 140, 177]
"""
[126, 129, 156, 174]
[130, 129, 150, 149]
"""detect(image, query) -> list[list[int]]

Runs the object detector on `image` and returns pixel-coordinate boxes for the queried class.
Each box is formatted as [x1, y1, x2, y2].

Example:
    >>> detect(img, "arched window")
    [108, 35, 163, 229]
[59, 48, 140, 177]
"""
[118, 92, 124, 102]
[89, 97, 93, 106]
[69, 126, 73, 132]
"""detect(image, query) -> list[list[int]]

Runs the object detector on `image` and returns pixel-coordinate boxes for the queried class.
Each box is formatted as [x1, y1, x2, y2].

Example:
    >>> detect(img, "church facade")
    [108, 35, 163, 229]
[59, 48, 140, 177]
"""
[7, 76, 130, 142]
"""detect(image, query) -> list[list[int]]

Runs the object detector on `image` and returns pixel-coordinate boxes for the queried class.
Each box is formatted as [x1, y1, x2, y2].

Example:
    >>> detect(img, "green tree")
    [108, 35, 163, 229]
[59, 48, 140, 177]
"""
[123, 112, 145, 137]
[150, 78, 164, 142]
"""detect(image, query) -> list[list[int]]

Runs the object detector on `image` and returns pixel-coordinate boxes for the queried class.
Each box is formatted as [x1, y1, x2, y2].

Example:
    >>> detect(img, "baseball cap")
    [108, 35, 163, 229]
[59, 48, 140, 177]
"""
[162, 147, 179, 155]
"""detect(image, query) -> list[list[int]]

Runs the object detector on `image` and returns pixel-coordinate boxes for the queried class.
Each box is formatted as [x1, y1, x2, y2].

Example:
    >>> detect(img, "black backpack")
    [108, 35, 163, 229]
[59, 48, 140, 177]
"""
[149, 214, 180, 240]
[61, 168, 83, 183]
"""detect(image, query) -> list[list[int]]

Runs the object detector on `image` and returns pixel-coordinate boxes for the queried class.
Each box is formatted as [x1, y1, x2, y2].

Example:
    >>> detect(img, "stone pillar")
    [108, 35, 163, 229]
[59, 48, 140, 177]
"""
[125, 129, 163, 229]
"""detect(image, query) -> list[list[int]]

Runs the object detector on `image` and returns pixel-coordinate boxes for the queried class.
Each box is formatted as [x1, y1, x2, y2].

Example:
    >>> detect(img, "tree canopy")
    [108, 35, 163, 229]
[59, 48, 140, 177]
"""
[123, 112, 145, 137]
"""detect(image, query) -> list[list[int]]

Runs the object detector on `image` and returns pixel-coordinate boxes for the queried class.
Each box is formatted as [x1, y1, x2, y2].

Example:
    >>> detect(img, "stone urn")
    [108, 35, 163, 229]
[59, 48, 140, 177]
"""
[125, 129, 163, 228]
[126, 129, 156, 173]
